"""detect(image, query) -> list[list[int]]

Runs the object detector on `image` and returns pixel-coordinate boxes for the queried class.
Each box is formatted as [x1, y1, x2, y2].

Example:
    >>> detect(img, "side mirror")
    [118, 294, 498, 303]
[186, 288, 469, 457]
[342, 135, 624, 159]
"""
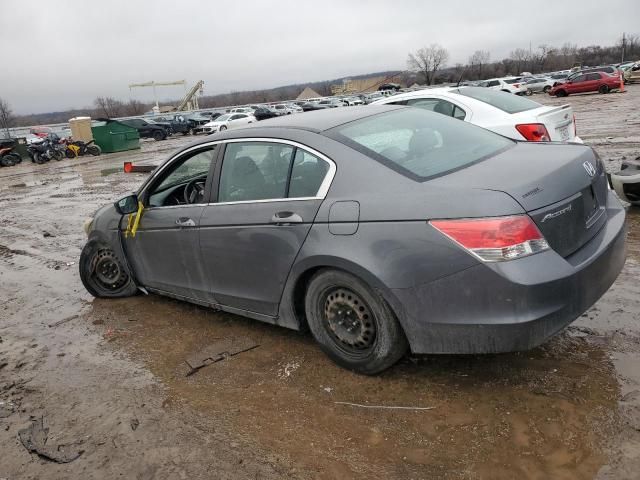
[114, 194, 139, 215]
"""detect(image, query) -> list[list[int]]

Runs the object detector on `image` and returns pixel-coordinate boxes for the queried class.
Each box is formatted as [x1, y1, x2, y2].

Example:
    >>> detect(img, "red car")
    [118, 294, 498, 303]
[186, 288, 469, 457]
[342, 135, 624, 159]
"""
[549, 71, 621, 97]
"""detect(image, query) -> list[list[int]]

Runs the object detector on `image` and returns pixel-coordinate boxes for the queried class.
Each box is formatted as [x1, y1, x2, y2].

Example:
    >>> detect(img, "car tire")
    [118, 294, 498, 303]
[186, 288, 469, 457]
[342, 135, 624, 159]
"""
[525, 89, 533, 96]
[219, 125, 227, 131]
[152, 130, 165, 141]
[556, 89, 568, 97]
[599, 85, 609, 94]
[543, 85, 551, 93]
[79, 242, 138, 298]
[304, 269, 408, 375]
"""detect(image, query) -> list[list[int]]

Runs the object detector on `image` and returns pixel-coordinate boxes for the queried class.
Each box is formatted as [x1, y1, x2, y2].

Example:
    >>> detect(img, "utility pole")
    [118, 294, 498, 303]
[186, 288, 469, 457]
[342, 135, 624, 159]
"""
[621, 32, 626, 63]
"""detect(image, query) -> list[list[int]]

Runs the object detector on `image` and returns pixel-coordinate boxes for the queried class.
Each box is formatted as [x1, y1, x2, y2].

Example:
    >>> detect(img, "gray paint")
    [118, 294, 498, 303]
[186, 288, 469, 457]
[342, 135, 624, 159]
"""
[85, 106, 627, 354]
[329, 201, 360, 235]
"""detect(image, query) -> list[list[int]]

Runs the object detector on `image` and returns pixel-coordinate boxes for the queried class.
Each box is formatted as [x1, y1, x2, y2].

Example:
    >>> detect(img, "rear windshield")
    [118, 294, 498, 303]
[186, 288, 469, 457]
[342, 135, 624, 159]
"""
[330, 108, 513, 181]
[451, 87, 540, 114]
[503, 78, 521, 84]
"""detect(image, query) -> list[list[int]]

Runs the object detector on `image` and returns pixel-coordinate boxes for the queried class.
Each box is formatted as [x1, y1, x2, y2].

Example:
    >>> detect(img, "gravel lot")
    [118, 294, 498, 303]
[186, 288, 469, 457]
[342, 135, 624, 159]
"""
[1, 86, 639, 479]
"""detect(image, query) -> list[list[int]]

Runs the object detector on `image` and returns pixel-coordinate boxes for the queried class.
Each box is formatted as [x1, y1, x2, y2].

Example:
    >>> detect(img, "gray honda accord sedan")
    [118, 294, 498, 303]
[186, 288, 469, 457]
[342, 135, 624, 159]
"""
[80, 105, 626, 374]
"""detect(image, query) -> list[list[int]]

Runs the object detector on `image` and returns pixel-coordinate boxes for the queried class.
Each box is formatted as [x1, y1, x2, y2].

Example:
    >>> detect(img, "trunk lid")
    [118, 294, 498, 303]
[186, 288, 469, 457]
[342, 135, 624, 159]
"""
[512, 104, 576, 141]
[433, 143, 608, 257]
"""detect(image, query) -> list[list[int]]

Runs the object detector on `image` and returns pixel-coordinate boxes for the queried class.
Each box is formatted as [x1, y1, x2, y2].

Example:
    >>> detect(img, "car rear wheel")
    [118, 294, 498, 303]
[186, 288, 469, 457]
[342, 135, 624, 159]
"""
[79, 242, 138, 298]
[304, 269, 408, 375]
[543, 85, 551, 93]
[152, 130, 165, 141]
[598, 85, 609, 94]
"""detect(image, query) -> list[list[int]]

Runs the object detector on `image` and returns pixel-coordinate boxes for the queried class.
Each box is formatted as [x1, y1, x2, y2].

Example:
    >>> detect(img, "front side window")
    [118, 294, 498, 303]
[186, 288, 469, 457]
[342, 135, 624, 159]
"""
[148, 147, 217, 207]
[330, 108, 513, 181]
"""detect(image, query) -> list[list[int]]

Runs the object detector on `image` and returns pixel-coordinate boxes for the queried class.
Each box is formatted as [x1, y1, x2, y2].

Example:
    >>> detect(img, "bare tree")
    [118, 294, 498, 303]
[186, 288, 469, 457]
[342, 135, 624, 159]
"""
[94, 97, 123, 118]
[407, 44, 450, 85]
[509, 48, 530, 74]
[123, 99, 147, 116]
[0, 97, 14, 138]
[468, 50, 490, 79]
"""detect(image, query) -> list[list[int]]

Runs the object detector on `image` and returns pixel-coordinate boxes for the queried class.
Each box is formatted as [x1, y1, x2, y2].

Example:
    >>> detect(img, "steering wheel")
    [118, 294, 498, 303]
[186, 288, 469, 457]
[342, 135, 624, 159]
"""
[183, 179, 205, 204]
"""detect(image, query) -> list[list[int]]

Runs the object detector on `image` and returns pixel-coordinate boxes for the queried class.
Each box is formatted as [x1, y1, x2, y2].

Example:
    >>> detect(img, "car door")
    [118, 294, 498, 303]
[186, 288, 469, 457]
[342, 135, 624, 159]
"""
[226, 114, 241, 129]
[568, 74, 586, 93]
[123, 144, 219, 302]
[585, 73, 601, 91]
[199, 139, 335, 316]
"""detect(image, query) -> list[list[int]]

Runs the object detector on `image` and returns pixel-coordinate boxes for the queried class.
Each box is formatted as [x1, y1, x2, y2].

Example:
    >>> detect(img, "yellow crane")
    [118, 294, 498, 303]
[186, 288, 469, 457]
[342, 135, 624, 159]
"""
[128, 80, 186, 110]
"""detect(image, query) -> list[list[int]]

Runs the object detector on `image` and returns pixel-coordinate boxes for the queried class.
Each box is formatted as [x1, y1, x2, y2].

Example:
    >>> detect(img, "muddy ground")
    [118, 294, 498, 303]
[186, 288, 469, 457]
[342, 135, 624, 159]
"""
[1, 86, 640, 479]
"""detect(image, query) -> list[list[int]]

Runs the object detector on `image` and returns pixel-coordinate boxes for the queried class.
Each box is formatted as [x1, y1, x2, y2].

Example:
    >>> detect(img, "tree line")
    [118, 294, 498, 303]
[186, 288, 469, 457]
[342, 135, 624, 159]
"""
[1, 34, 638, 130]
[406, 34, 640, 85]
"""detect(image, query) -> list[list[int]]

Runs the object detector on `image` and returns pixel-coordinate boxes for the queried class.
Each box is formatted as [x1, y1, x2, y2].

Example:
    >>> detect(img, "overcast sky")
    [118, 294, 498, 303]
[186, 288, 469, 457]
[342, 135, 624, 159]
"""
[1, 0, 637, 114]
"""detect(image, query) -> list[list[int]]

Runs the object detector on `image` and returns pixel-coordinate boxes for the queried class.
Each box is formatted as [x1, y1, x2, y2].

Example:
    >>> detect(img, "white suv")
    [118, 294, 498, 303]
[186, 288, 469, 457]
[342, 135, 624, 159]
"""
[479, 77, 529, 95]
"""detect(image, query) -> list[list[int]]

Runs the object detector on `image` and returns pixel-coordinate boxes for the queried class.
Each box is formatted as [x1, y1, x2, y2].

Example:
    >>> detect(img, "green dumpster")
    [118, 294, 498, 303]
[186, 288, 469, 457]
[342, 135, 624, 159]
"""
[91, 119, 140, 153]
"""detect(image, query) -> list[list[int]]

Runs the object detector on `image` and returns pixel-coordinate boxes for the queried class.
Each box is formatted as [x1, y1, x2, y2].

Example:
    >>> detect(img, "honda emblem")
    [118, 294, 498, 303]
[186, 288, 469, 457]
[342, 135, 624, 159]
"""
[583, 161, 596, 177]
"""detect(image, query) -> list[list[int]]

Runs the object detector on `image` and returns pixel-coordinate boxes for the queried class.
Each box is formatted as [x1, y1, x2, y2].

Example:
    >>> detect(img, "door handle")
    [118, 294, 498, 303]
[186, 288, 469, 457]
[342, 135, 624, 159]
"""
[175, 217, 196, 227]
[271, 211, 303, 225]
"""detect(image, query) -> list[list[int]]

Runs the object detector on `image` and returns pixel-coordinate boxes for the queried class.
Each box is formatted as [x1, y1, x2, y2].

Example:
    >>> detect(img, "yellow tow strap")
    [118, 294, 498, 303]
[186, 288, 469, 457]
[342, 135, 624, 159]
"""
[125, 201, 145, 238]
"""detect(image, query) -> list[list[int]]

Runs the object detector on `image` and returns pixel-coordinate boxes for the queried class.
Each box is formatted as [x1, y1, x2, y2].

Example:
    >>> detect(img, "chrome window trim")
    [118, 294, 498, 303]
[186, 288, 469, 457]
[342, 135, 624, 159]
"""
[139, 140, 223, 195]
[141, 137, 336, 209]
[214, 137, 337, 204]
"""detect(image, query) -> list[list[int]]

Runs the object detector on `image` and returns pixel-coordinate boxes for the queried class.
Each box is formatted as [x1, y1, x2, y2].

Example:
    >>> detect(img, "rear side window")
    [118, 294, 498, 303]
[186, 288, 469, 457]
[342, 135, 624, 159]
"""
[586, 73, 601, 80]
[330, 108, 513, 181]
[289, 150, 329, 198]
[406, 98, 466, 120]
[452, 87, 539, 114]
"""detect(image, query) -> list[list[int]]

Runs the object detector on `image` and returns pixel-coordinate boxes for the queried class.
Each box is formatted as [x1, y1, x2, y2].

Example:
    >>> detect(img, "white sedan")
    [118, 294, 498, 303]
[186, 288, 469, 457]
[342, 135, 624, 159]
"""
[201, 113, 255, 134]
[372, 86, 582, 143]
[479, 77, 529, 95]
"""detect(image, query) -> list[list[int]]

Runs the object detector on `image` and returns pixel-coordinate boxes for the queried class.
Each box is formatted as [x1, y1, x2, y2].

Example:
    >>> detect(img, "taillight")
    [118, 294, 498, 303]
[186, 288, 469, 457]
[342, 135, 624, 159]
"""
[124, 161, 133, 173]
[515, 123, 550, 142]
[513, 83, 520, 88]
[430, 215, 549, 262]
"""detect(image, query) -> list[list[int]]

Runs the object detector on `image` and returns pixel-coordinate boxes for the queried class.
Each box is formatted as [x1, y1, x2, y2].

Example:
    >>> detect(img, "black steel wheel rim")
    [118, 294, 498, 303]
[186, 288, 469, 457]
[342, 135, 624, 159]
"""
[91, 249, 128, 291]
[321, 287, 377, 356]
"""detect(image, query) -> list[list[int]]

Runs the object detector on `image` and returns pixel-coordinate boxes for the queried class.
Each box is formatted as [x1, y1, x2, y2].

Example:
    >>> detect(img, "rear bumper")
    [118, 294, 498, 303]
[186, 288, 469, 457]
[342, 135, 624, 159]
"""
[393, 192, 627, 354]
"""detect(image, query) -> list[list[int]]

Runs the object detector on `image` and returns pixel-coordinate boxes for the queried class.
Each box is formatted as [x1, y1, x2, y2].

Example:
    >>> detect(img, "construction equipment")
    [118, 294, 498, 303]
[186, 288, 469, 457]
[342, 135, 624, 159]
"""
[128, 80, 186, 110]
[176, 81, 204, 111]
